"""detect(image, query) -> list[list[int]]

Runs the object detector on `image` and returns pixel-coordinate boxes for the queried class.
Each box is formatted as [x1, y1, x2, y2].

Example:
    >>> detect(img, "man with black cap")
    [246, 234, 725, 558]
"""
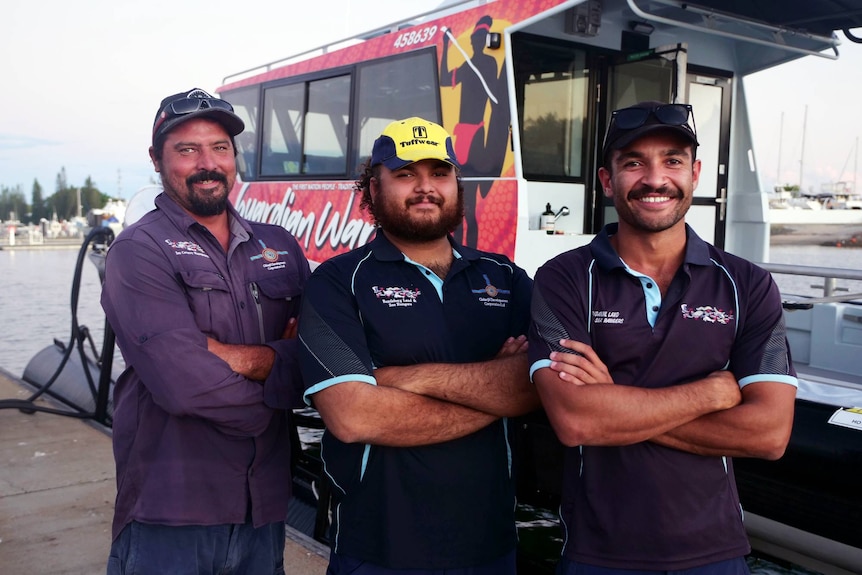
[101, 88, 310, 574]
[528, 101, 798, 574]
[297, 117, 539, 574]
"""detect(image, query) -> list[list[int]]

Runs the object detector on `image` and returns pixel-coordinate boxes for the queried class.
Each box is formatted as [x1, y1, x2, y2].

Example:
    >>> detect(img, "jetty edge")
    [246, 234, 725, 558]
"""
[0, 367, 328, 575]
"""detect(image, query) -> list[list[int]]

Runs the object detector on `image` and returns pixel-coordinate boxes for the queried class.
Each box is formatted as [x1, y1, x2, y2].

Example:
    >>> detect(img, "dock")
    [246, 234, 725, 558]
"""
[0, 368, 328, 575]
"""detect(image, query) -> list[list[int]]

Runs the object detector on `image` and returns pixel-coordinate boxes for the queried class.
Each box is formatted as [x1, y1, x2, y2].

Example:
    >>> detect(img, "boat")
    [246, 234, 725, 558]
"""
[14, 225, 118, 424]
[213, 1, 862, 570]
[15, 187, 164, 421]
[10, 0, 862, 575]
[768, 188, 862, 225]
[768, 203, 862, 226]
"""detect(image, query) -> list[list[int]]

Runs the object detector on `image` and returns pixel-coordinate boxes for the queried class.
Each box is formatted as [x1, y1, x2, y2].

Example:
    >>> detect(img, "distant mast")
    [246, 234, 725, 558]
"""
[855, 136, 859, 195]
[799, 104, 807, 193]
[777, 111, 783, 189]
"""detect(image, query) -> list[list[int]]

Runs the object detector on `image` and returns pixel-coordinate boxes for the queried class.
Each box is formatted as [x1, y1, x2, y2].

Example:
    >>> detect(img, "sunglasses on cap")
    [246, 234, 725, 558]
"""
[610, 103, 696, 134]
[152, 96, 235, 136]
[165, 96, 234, 115]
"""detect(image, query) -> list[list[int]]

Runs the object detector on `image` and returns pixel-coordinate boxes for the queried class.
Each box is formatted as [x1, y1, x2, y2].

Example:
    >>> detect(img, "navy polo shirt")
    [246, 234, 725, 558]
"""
[299, 232, 532, 569]
[528, 223, 797, 570]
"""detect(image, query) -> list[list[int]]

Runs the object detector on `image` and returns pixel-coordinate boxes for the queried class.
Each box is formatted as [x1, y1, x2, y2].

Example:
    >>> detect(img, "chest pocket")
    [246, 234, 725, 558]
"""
[252, 274, 303, 341]
[177, 269, 231, 336]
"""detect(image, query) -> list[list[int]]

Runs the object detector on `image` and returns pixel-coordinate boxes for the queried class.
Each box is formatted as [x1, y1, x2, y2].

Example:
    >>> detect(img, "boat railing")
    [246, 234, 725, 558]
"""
[221, 0, 481, 86]
[757, 262, 862, 309]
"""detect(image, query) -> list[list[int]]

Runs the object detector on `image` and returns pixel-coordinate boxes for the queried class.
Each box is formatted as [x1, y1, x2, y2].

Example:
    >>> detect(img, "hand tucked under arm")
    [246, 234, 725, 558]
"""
[207, 318, 296, 381]
[649, 380, 797, 459]
[496, 334, 529, 357]
[207, 338, 276, 381]
[373, 338, 540, 417]
[313, 380, 498, 446]
[547, 339, 614, 385]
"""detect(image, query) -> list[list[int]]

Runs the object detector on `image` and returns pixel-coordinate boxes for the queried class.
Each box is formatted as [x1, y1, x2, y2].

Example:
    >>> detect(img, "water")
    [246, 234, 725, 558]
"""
[0, 246, 111, 379]
[1, 242, 859, 574]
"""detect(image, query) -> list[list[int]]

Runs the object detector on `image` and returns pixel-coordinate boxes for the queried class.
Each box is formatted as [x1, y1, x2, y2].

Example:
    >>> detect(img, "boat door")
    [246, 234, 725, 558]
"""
[684, 71, 731, 249]
[603, 45, 730, 248]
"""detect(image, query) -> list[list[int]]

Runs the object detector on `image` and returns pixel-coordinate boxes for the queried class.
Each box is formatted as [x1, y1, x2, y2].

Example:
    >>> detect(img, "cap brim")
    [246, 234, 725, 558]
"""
[380, 155, 459, 171]
[604, 124, 697, 159]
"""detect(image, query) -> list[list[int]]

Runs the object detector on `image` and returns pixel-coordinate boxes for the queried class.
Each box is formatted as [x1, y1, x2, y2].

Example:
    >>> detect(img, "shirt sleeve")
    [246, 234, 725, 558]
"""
[297, 261, 377, 407]
[527, 256, 588, 380]
[731, 266, 798, 388]
[101, 235, 277, 437]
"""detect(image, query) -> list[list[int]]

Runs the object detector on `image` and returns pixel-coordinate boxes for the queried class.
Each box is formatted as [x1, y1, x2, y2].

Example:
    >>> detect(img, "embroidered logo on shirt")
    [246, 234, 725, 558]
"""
[471, 274, 510, 308]
[165, 239, 210, 258]
[250, 240, 290, 271]
[592, 310, 625, 324]
[680, 303, 734, 324]
[372, 285, 421, 308]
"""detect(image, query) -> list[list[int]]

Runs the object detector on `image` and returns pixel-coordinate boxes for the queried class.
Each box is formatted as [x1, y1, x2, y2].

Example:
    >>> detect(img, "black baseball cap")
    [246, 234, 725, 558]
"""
[602, 101, 698, 164]
[151, 88, 244, 146]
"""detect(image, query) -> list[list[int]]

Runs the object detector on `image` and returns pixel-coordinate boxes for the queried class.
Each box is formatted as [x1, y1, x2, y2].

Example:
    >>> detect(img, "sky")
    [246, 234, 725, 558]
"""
[0, 0, 444, 200]
[745, 40, 862, 195]
[1, 0, 861, 201]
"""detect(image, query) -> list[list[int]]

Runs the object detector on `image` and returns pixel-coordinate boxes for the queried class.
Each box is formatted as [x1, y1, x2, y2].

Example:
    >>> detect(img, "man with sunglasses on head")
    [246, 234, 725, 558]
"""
[528, 101, 798, 575]
[101, 88, 310, 574]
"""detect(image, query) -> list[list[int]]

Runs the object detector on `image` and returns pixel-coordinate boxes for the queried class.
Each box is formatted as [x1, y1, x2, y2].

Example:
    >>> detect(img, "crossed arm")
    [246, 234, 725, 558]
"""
[207, 318, 297, 381]
[374, 336, 539, 417]
[312, 336, 538, 447]
[538, 339, 795, 459]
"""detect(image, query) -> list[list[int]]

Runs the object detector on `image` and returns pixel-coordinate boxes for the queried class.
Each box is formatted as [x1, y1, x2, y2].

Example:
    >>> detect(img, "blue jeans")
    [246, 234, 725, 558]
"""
[556, 556, 749, 575]
[325, 549, 516, 575]
[106, 520, 285, 575]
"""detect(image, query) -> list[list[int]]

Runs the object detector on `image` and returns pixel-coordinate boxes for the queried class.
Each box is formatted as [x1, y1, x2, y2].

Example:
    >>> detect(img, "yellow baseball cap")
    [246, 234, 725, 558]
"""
[370, 117, 461, 170]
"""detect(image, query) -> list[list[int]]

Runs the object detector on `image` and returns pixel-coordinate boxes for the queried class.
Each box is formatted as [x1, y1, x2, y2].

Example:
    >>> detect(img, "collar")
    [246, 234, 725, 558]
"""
[154, 191, 253, 241]
[590, 222, 712, 271]
[369, 231, 482, 263]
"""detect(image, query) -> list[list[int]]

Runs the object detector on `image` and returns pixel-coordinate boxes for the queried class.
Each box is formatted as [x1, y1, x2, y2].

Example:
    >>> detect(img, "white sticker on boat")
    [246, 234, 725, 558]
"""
[827, 407, 862, 431]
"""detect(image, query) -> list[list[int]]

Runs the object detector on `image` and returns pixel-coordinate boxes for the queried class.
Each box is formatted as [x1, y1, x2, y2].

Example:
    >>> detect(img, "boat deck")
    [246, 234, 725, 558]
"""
[0, 368, 328, 575]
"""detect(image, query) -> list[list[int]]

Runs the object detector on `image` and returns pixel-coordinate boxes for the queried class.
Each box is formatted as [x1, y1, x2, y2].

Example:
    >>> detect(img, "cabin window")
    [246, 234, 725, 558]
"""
[259, 74, 351, 177]
[304, 76, 350, 175]
[261, 83, 305, 176]
[221, 87, 260, 181]
[353, 49, 440, 170]
[514, 36, 590, 180]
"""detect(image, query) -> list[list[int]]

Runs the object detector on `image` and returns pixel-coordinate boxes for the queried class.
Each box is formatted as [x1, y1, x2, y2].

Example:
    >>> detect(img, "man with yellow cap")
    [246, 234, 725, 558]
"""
[297, 117, 539, 574]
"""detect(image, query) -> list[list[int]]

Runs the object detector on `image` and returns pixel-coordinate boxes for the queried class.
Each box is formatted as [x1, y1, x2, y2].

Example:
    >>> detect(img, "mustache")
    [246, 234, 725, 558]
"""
[186, 170, 228, 187]
[406, 195, 443, 206]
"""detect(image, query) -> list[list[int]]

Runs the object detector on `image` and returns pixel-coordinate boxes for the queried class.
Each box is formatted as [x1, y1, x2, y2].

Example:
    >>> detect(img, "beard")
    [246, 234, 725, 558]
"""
[373, 189, 464, 242]
[164, 170, 230, 217]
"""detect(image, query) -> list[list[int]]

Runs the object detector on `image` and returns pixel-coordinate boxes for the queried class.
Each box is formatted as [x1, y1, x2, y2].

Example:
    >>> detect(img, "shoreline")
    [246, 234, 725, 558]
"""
[770, 223, 862, 246]
[0, 238, 86, 251]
